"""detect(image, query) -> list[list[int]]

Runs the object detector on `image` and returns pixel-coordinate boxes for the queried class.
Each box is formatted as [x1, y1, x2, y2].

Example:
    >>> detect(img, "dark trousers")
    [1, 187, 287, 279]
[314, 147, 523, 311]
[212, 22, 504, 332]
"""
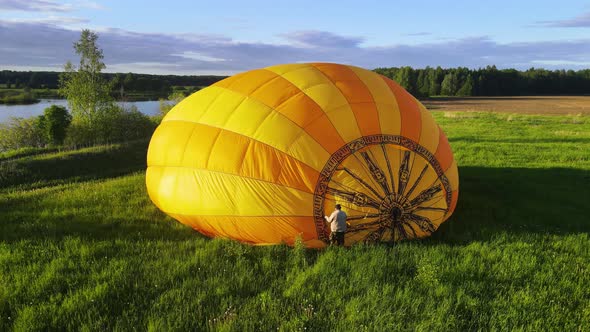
[329, 231, 345, 246]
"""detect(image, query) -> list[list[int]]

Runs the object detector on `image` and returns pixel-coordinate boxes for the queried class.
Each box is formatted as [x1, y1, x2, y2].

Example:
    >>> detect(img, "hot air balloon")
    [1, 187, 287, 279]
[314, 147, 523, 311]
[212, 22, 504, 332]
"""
[146, 63, 458, 248]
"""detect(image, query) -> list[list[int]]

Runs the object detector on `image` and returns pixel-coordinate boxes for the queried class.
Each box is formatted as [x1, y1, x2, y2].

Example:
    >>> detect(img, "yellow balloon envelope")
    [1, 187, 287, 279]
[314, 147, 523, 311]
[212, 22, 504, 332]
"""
[146, 63, 459, 247]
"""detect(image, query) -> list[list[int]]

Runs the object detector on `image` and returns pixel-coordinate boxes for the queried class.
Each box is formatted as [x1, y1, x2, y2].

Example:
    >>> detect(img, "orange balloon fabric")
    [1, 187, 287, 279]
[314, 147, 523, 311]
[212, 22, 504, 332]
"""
[146, 63, 459, 247]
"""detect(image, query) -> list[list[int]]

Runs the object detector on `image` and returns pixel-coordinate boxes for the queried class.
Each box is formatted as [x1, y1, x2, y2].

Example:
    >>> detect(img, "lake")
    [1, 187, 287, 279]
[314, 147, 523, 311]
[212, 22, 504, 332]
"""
[0, 99, 163, 123]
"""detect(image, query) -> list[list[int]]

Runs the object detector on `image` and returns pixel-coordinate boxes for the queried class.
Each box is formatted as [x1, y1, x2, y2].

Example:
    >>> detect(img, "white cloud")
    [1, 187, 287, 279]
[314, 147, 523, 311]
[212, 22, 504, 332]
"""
[0, 21, 589, 75]
[0, 0, 73, 12]
[77, 1, 106, 10]
[172, 51, 227, 62]
[281, 30, 364, 48]
[4, 15, 89, 25]
[0, 0, 106, 12]
[536, 12, 590, 28]
[532, 60, 590, 66]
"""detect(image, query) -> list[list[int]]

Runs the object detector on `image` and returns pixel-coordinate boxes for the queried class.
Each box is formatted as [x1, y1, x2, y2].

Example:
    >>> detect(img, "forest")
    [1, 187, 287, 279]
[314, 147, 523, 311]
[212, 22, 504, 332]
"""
[1, 66, 590, 100]
[374, 66, 590, 97]
[0, 71, 227, 101]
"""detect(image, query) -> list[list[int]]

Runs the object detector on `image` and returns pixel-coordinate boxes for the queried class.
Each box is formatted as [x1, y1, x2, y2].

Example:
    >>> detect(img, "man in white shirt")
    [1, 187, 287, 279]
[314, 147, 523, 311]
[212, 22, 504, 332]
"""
[324, 204, 348, 246]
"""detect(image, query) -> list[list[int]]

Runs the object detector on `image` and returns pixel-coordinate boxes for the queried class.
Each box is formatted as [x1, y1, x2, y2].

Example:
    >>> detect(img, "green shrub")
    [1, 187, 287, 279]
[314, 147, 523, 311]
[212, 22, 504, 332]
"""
[39, 105, 72, 146]
[64, 105, 156, 148]
[0, 116, 46, 151]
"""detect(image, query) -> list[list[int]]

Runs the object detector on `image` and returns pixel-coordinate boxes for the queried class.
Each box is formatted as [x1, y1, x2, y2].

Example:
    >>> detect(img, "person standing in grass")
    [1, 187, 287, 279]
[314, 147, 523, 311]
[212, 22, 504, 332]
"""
[325, 204, 348, 246]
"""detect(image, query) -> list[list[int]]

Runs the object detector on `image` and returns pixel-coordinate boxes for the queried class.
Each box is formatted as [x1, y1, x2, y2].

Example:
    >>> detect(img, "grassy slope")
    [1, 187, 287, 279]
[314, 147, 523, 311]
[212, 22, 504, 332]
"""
[1, 113, 589, 331]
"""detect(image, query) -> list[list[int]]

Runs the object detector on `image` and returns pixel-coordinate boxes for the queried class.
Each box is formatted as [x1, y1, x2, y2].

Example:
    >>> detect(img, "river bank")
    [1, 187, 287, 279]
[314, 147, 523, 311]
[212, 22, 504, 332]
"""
[0, 99, 163, 122]
[0, 88, 171, 105]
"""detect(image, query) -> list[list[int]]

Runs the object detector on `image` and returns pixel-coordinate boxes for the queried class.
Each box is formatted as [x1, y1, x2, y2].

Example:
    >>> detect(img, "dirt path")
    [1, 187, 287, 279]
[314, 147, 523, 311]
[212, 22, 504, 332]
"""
[421, 96, 590, 115]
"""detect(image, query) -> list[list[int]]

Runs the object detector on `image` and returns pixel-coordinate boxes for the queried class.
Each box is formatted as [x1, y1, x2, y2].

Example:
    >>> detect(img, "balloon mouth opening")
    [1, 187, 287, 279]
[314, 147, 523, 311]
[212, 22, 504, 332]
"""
[379, 195, 404, 218]
[385, 201, 404, 229]
[390, 207, 403, 221]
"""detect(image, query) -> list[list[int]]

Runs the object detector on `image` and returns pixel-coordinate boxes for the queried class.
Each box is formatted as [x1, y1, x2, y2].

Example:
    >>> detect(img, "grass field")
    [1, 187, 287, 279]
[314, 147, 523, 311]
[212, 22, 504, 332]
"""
[1, 111, 589, 331]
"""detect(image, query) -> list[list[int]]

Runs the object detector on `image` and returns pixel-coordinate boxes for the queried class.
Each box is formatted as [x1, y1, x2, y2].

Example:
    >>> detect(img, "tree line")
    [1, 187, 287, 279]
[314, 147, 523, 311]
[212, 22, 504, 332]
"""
[0, 70, 226, 99]
[3, 66, 590, 98]
[374, 66, 590, 97]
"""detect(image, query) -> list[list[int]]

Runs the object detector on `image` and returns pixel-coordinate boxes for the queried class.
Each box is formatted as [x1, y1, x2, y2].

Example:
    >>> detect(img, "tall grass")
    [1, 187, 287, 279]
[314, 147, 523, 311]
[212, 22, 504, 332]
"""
[0, 112, 589, 331]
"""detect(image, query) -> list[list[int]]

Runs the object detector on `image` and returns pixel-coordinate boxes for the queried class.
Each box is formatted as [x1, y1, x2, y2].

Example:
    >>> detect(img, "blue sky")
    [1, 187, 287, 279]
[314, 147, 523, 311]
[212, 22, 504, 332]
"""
[1, 0, 589, 74]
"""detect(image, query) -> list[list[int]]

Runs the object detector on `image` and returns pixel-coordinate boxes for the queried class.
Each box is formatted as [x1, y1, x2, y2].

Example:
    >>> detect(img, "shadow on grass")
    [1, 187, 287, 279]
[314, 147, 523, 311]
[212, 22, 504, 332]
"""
[0, 188, 200, 243]
[0, 147, 60, 162]
[429, 166, 590, 244]
[0, 140, 149, 190]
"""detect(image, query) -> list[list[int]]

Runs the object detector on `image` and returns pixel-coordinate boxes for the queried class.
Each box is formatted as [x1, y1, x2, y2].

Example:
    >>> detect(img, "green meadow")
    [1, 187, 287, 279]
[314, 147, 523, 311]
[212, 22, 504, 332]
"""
[1, 112, 589, 331]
